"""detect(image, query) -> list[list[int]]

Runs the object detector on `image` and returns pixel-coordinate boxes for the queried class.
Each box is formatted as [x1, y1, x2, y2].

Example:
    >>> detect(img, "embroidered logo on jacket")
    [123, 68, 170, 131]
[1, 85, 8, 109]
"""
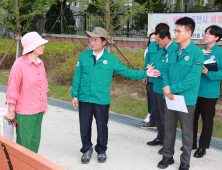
[76, 62, 79, 66]
[184, 56, 189, 61]
[103, 60, 108, 65]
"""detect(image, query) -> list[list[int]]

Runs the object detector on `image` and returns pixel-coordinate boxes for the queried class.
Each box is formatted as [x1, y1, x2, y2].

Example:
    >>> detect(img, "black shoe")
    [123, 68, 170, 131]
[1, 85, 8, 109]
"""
[141, 123, 157, 129]
[193, 148, 206, 158]
[147, 138, 164, 146]
[98, 152, 107, 163]
[157, 156, 174, 169]
[81, 147, 93, 164]
[180, 144, 198, 151]
[179, 162, 190, 170]
[158, 147, 164, 155]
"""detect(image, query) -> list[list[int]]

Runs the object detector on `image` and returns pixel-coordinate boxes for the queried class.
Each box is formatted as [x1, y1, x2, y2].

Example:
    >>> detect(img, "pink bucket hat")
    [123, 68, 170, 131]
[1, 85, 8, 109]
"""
[21, 32, 48, 55]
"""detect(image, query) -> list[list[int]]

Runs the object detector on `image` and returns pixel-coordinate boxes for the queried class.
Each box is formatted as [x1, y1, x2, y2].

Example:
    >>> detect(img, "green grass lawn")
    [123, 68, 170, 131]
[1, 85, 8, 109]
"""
[1, 73, 222, 139]
[0, 74, 8, 86]
[47, 82, 72, 102]
[110, 93, 148, 119]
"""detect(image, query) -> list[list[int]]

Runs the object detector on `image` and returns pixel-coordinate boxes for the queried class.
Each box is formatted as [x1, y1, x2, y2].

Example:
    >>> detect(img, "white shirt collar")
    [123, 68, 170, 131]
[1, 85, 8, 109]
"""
[37, 58, 41, 64]
[93, 49, 104, 61]
[165, 40, 173, 50]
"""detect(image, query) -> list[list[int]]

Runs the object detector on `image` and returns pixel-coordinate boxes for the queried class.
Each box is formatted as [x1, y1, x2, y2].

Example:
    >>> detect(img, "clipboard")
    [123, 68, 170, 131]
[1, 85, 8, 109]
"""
[204, 62, 218, 71]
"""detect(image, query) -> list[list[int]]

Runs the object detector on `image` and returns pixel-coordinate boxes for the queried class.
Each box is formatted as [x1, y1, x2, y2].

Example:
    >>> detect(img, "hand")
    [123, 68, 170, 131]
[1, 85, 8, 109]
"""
[147, 67, 161, 77]
[166, 93, 174, 100]
[147, 64, 152, 68]
[143, 78, 148, 84]
[202, 66, 208, 75]
[44, 110, 47, 115]
[72, 97, 78, 109]
[163, 86, 171, 95]
[5, 110, 15, 121]
[202, 49, 211, 55]
[163, 86, 174, 100]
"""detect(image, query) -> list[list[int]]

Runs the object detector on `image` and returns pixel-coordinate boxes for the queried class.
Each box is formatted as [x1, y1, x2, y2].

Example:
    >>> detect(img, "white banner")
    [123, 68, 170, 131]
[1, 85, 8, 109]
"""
[148, 12, 222, 39]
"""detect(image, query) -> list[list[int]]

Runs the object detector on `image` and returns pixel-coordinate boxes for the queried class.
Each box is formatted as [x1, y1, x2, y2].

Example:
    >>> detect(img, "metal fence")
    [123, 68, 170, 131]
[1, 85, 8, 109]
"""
[36, 3, 221, 37]
[40, 10, 148, 37]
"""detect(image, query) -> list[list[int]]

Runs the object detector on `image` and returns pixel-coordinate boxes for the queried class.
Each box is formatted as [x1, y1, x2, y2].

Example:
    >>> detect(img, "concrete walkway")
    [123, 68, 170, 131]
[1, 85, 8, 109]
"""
[0, 91, 222, 170]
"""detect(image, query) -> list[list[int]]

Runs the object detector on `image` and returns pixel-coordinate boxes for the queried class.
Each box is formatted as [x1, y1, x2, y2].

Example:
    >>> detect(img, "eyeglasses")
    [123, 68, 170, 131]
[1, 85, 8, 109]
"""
[174, 30, 189, 34]
[89, 39, 100, 43]
[156, 39, 162, 43]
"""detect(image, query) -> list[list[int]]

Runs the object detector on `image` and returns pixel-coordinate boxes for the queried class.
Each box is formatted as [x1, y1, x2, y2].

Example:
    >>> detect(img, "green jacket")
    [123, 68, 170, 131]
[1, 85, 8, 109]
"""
[198, 44, 222, 99]
[162, 41, 204, 106]
[72, 49, 148, 105]
[153, 41, 178, 95]
[144, 41, 160, 83]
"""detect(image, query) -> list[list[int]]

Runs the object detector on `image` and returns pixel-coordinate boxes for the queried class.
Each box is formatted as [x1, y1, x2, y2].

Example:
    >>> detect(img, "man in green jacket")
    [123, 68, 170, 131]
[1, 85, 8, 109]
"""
[146, 23, 178, 155]
[157, 17, 204, 170]
[71, 27, 160, 164]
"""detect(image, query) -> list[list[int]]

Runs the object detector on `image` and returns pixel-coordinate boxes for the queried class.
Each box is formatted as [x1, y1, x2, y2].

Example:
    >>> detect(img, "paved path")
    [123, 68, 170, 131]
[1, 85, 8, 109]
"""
[0, 90, 222, 170]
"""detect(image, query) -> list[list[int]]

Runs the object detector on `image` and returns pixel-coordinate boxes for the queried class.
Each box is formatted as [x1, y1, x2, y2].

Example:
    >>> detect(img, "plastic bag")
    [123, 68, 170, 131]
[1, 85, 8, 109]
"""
[0, 108, 14, 140]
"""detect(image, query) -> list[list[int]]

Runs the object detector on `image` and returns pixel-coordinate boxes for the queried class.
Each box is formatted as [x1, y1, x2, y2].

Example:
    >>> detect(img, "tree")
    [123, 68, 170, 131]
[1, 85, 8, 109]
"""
[131, 0, 165, 31]
[135, 0, 165, 12]
[165, 0, 173, 12]
[214, 0, 222, 10]
[0, 0, 56, 57]
[77, 0, 156, 43]
[45, 0, 76, 34]
[173, 0, 183, 12]
[85, 0, 121, 33]
[188, 0, 211, 12]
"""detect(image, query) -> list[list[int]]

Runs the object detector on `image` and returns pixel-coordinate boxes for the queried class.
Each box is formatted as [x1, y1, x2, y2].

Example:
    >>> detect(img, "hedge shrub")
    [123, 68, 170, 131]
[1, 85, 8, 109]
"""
[42, 41, 84, 85]
[0, 39, 85, 85]
[0, 38, 17, 69]
[0, 38, 146, 86]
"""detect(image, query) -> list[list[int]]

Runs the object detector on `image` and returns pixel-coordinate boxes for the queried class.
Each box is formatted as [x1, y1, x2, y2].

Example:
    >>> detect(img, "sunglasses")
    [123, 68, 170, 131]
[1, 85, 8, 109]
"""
[12, 119, 18, 128]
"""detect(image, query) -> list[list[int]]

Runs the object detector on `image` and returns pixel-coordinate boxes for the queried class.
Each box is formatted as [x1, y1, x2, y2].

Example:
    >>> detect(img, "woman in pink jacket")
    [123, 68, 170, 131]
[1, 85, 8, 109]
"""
[5, 32, 49, 153]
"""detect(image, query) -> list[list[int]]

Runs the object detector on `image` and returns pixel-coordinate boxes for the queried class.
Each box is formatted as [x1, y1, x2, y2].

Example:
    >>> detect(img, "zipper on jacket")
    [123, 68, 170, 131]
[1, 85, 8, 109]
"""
[93, 55, 96, 65]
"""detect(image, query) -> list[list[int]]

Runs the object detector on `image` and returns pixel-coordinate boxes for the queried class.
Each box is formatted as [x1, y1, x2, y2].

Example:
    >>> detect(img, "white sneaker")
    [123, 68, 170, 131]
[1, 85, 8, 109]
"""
[144, 114, 150, 123]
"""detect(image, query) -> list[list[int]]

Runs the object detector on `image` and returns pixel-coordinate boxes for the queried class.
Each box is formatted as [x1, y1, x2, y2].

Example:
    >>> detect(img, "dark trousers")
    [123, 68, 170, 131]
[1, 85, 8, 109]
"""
[146, 83, 151, 113]
[163, 105, 195, 164]
[193, 97, 217, 149]
[152, 92, 165, 141]
[79, 101, 109, 154]
[148, 82, 155, 125]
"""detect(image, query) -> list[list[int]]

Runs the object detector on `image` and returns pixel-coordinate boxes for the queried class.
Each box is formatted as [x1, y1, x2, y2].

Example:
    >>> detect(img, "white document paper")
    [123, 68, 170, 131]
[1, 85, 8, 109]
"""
[166, 95, 188, 113]
[204, 59, 216, 64]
